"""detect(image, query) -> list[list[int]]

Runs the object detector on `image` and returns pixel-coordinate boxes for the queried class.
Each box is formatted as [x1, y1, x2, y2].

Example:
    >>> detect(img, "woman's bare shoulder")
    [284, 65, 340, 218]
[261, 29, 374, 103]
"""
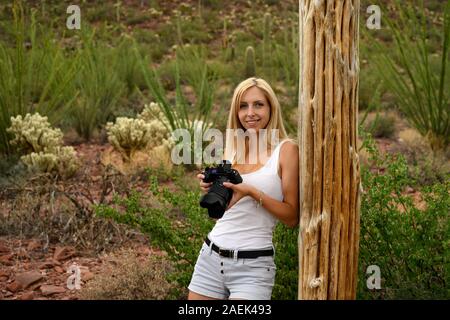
[280, 139, 299, 154]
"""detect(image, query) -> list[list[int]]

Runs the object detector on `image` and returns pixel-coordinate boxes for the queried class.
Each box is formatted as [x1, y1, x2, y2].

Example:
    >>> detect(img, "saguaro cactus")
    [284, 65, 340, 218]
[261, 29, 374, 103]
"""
[298, 0, 362, 300]
[245, 46, 256, 78]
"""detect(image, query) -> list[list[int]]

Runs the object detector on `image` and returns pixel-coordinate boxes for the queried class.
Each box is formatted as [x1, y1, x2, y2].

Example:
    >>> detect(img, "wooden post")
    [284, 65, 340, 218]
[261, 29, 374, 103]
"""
[298, 0, 362, 300]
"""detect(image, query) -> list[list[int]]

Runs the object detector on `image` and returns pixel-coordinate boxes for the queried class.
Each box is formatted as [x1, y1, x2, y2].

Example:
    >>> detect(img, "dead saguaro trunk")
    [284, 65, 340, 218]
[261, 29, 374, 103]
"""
[298, 0, 362, 300]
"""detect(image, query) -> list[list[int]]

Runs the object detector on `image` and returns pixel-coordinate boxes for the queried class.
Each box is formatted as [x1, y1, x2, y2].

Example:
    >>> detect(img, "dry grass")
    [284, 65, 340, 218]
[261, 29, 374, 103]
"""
[80, 248, 175, 300]
[395, 128, 450, 186]
[0, 166, 138, 252]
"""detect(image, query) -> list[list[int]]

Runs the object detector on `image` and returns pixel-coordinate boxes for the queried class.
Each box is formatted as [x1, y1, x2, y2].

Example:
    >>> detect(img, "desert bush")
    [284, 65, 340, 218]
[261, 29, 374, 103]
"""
[364, 112, 397, 139]
[357, 131, 449, 299]
[0, 168, 133, 252]
[395, 128, 450, 187]
[81, 249, 175, 300]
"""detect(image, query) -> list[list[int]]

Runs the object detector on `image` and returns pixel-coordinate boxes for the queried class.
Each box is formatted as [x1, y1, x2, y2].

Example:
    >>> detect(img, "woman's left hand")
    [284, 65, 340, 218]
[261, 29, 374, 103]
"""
[222, 182, 255, 211]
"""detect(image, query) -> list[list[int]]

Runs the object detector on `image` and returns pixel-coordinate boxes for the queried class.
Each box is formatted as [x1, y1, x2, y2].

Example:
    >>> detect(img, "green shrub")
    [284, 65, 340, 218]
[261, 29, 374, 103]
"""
[364, 113, 396, 139]
[272, 224, 299, 300]
[357, 131, 449, 299]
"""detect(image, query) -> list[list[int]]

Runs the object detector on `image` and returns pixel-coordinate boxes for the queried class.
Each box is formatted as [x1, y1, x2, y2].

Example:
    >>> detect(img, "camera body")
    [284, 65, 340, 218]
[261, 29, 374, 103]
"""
[199, 160, 243, 219]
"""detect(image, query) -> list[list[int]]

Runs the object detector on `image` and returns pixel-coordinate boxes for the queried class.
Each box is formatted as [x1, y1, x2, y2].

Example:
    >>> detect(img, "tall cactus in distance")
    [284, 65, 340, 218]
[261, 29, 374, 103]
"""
[222, 18, 228, 49]
[245, 46, 256, 78]
[176, 11, 183, 45]
[262, 12, 272, 70]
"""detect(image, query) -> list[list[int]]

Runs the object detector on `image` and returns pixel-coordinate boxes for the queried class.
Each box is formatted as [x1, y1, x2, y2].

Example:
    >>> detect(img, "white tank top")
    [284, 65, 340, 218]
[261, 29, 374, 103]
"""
[208, 139, 289, 250]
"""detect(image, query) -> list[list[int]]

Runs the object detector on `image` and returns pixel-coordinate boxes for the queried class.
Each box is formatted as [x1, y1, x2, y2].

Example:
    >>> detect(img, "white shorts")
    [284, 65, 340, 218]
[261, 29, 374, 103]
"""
[188, 241, 276, 300]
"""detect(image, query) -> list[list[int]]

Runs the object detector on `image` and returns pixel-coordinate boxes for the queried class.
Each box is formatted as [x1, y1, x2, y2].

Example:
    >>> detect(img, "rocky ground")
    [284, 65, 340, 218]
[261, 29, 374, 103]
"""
[0, 233, 162, 300]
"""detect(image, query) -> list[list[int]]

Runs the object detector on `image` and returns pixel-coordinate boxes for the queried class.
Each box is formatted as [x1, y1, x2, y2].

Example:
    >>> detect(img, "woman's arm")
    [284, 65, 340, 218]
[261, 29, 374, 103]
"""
[248, 141, 299, 227]
[223, 141, 300, 228]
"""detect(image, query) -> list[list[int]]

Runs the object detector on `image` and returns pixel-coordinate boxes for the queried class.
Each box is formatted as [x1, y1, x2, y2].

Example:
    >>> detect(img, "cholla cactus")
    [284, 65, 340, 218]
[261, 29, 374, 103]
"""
[20, 146, 79, 178]
[138, 102, 170, 129]
[7, 113, 79, 177]
[106, 117, 158, 160]
[7, 113, 63, 154]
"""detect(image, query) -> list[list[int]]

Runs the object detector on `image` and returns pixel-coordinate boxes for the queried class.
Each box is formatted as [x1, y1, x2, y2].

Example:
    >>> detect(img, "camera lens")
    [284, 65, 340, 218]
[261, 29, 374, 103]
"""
[199, 177, 233, 219]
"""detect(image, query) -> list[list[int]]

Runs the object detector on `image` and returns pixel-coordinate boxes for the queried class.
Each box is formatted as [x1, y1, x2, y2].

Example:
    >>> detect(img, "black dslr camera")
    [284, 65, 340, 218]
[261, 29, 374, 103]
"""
[199, 160, 243, 219]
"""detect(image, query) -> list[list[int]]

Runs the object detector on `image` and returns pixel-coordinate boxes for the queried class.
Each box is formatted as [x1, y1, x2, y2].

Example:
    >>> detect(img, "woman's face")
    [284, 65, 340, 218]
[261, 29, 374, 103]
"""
[237, 86, 271, 133]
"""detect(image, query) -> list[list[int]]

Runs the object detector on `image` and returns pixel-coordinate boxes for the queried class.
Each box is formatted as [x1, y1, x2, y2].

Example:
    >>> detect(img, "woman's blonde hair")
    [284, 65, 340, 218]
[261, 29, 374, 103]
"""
[223, 77, 290, 164]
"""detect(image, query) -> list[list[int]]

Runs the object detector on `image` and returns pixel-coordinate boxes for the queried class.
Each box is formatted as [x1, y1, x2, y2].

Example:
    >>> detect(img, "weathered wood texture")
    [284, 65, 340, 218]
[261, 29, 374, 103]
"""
[298, 0, 362, 300]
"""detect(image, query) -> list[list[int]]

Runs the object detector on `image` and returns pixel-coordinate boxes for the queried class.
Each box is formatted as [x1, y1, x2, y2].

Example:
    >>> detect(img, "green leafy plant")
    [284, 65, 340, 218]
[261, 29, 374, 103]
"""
[365, 0, 450, 151]
[0, 3, 78, 155]
[71, 29, 125, 141]
[357, 130, 449, 299]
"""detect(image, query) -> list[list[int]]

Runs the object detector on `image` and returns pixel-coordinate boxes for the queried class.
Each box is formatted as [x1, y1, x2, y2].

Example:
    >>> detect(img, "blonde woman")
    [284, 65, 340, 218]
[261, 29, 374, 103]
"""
[188, 77, 299, 300]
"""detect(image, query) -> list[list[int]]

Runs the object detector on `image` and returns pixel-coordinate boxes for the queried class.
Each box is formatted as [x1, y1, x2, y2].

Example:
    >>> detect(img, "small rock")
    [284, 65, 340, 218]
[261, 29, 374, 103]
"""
[0, 243, 10, 254]
[53, 247, 76, 262]
[6, 281, 22, 293]
[406, 186, 415, 193]
[39, 261, 56, 269]
[16, 248, 30, 260]
[27, 240, 41, 251]
[0, 254, 14, 266]
[28, 282, 43, 292]
[0, 270, 9, 278]
[82, 271, 94, 282]
[15, 271, 44, 289]
[19, 291, 34, 300]
[40, 285, 66, 296]
[54, 266, 64, 274]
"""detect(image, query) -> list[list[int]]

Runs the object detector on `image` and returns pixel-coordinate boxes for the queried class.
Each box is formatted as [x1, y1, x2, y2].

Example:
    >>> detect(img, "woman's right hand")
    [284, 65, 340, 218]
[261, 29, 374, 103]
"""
[197, 173, 212, 193]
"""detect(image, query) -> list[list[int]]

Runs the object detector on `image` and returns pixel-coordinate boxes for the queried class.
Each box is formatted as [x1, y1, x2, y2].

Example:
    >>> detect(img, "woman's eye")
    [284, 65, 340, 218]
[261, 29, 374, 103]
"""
[240, 104, 248, 109]
[255, 103, 264, 108]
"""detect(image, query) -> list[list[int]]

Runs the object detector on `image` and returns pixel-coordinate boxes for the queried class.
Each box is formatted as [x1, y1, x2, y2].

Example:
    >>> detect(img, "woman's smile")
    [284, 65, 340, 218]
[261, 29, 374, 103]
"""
[238, 86, 271, 132]
[246, 119, 260, 126]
